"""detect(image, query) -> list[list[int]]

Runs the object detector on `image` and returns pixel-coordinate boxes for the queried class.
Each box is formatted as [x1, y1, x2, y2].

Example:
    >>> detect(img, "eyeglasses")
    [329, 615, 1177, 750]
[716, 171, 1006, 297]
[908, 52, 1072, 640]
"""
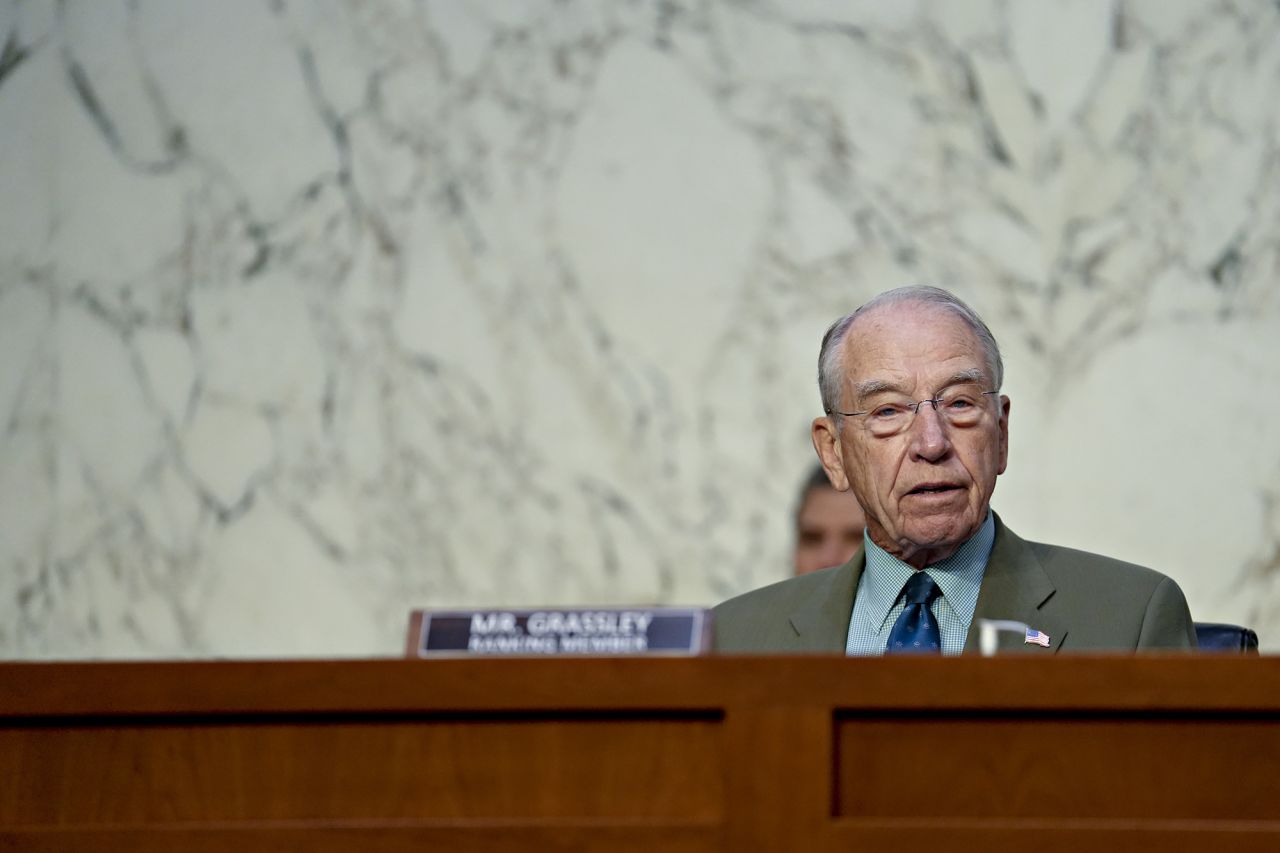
[828, 386, 999, 438]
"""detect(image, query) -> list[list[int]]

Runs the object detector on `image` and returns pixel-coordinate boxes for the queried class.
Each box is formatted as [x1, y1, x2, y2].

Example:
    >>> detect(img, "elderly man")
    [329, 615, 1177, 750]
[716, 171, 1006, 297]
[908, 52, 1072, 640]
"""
[716, 286, 1196, 654]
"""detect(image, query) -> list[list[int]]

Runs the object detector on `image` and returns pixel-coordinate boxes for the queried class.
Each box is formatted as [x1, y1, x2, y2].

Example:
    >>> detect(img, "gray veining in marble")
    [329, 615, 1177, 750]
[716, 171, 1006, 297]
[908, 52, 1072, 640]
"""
[1, 0, 1278, 657]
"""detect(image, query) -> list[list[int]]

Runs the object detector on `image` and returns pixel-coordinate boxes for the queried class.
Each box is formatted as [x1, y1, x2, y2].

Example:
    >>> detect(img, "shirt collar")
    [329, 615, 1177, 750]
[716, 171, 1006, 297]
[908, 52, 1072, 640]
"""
[860, 511, 995, 630]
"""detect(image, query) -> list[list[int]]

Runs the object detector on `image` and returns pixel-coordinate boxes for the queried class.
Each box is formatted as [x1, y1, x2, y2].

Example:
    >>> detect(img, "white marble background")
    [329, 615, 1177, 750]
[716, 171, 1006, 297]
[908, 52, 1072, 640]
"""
[1, 0, 1277, 657]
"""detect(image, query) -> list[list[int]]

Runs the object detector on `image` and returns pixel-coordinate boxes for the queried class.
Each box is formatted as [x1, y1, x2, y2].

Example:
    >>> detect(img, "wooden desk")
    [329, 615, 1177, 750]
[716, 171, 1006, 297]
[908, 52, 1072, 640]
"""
[2, 657, 1279, 852]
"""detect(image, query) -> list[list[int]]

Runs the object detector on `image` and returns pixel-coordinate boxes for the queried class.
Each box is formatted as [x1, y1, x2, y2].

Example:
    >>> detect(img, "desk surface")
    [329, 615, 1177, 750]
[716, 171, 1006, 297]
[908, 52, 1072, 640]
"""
[3, 656, 1279, 853]
[5, 655, 1279, 714]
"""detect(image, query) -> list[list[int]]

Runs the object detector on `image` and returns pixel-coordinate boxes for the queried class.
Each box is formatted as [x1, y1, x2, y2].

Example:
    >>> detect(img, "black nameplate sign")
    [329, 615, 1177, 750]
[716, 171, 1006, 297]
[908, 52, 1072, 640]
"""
[408, 608, 711, 657]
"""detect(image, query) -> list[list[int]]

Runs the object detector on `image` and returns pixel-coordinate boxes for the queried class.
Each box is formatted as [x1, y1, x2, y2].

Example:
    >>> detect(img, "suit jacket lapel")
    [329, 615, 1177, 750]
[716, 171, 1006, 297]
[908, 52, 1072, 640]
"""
[787, 548, 865, 652]
[964, 515, 1068, 655]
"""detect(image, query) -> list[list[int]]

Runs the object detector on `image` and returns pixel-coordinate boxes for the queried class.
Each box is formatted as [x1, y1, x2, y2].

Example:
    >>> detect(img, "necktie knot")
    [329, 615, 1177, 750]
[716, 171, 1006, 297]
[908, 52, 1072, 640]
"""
[886, 572, 943, 654]
[902, 571, 941, 606]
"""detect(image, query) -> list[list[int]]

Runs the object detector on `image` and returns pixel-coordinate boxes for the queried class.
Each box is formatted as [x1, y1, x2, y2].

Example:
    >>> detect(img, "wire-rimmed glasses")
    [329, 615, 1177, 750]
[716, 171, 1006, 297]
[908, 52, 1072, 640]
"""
[828, 385, 999, 438]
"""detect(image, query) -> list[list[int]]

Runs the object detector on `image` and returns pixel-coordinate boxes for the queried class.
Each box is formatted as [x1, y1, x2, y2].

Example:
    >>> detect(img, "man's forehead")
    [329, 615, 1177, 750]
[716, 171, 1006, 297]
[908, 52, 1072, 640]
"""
[847, 300, 972, 339]
[842, 303, 987, 376]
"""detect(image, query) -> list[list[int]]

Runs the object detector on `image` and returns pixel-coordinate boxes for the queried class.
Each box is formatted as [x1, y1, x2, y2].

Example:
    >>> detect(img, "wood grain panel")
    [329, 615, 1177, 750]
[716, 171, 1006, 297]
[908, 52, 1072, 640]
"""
[0, 714, 723, 825]
[5, 658, 1280, 851]
[721, 706, 833, 852]
[0, 824, 718, 853]
[835, 713, 1280, 820]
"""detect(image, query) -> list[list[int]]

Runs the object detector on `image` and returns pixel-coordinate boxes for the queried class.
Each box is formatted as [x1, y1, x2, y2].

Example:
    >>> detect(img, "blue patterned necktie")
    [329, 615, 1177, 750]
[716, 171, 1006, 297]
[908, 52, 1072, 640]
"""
[886, 571, 942, 654]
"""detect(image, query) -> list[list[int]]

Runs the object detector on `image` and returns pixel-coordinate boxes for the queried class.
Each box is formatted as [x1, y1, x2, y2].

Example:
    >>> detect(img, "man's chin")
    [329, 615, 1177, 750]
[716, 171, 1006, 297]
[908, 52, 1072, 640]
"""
[899, 515, 979, 552]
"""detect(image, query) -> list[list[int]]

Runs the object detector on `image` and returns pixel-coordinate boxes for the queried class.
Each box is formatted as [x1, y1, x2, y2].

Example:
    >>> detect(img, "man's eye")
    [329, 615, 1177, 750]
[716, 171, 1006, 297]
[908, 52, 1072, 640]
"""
[871, 406, 903, 419]
[945, 396, 974, 410]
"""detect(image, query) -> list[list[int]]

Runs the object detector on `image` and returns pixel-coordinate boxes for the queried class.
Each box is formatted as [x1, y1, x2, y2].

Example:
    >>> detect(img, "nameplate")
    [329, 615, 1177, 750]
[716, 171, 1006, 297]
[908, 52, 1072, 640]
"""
[407, 608, 711, 657]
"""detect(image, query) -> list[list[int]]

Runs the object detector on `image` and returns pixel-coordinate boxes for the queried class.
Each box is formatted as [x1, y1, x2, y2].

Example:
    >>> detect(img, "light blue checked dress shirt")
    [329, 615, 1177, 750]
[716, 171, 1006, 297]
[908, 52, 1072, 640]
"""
[846, 512, 994, 656]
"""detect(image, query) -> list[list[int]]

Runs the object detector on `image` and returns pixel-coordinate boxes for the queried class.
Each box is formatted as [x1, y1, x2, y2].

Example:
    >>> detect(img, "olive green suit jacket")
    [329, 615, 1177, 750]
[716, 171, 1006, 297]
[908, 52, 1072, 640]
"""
[714, 514, 1197, 654]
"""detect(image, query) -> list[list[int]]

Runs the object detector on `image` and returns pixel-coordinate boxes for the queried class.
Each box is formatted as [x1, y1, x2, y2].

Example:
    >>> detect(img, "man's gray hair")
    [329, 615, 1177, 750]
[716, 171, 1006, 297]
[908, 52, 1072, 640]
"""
[818, 285, 1004, 418]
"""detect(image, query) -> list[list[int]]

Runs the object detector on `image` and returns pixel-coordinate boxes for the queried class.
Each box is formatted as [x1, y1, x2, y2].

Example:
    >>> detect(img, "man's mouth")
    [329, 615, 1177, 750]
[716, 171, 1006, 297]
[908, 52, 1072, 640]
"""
[907, 483, 962, 496]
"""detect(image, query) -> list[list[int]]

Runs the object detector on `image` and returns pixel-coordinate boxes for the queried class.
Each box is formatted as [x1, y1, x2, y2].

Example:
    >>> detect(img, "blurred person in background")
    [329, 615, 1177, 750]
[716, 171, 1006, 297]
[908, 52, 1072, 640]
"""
[793, 464, 865, 576]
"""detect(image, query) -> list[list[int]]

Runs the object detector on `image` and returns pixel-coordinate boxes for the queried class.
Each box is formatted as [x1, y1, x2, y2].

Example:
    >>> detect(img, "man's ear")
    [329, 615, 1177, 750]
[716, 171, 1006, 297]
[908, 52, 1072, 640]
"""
[811, 416, 851, 491]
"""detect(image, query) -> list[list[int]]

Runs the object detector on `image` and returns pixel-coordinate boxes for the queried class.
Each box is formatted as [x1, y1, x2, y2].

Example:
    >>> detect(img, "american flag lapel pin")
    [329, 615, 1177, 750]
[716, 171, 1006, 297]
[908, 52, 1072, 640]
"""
[1024, 626, 1051, 648]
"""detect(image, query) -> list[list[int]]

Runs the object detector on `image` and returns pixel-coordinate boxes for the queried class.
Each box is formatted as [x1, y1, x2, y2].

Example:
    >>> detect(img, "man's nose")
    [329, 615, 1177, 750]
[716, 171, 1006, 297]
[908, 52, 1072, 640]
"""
[908, 401, 952, 461]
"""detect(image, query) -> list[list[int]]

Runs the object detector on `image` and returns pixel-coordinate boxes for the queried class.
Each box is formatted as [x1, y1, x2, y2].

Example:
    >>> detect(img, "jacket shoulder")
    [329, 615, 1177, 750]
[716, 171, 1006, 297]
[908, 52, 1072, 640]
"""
[1027, 539, 1170, 591]
[1021, 538, 1196, 649]
[712, 565, 852, 653]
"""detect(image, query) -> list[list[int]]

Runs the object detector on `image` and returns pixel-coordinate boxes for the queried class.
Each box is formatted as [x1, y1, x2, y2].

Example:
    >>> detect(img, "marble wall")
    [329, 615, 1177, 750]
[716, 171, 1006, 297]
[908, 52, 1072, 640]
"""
[1, 0, 1278, 657]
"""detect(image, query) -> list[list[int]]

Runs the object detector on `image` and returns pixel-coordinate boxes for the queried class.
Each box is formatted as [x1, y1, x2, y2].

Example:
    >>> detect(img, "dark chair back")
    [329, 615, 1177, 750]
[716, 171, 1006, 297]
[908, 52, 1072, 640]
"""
[1194, 622, 1260, 654]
